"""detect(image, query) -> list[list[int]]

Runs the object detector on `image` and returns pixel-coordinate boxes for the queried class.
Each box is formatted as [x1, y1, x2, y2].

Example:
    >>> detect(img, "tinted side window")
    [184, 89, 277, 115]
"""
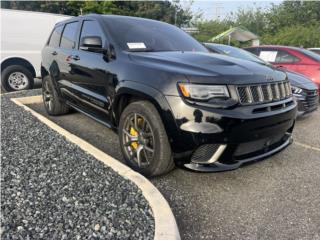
[79, 20, 105, 47]
[245, 48, 259, 56]
[259, 49, 300, 63]
[48, 25, 63, 47]
[275, 50, 300, 63]
[311, 49, 320, 55]
[60, 22, 79, 49]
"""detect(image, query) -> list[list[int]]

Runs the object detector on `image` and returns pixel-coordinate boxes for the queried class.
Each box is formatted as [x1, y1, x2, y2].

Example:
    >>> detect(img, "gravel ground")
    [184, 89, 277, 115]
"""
[26, 92, 320, 240]
[1, 90, 154, 240]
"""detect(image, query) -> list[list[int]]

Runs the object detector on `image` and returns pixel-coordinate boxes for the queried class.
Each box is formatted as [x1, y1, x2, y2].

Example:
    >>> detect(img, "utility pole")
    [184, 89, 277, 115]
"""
[214, 2, 224, 20]
[175, 10, 178, 26]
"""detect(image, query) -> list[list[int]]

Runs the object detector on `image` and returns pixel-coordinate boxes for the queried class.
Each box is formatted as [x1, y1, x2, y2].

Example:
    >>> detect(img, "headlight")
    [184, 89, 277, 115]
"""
[291, 85, 303, 94]
[178, 83, 230, 101]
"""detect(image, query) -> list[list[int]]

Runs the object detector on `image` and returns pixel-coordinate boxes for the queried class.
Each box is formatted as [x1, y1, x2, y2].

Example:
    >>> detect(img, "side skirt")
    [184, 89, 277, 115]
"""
[67, 101, 114, 130]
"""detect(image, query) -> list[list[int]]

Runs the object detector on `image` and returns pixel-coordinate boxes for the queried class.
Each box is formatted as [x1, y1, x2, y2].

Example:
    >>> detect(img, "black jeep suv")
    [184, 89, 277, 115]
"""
[41, 14, 297, 176]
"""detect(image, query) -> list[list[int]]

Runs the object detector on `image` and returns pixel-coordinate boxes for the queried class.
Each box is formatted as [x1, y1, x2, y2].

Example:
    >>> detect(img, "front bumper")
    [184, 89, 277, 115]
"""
[165, 96, 297, 171]
[184, 133, 292, 172]
[294, 91, 319, 116]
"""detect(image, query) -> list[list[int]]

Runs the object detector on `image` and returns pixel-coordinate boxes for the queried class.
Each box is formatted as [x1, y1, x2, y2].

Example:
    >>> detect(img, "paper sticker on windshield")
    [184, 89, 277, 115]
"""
[259, 51, 277, 62]
[127, 42, 146, 49]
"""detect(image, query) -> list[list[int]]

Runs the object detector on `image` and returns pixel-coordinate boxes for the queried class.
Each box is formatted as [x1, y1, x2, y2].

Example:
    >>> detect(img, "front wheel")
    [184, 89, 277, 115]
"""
[119, 101, 174, 177]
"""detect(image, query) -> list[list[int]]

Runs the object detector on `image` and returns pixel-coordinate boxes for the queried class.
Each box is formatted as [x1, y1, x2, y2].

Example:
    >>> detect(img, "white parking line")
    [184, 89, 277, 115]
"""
[294, 141, 320, 152]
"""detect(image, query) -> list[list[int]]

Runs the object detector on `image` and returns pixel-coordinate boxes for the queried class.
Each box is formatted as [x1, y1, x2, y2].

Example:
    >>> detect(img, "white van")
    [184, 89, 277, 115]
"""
[0, 9, 70, 91]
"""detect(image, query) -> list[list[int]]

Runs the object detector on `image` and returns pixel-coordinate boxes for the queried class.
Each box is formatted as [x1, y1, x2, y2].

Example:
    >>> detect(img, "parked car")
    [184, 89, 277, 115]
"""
[41, 14, 296, 176]
[205, 43, 319, 116]
[244, 46, 320, 96]
[308, 48, 320, 55]
[0, 9, 69, 92]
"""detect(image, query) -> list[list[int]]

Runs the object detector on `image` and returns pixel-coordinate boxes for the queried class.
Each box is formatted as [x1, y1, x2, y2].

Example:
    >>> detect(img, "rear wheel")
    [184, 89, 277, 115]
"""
[1, 65, 34, 92]
[42, 75, 69, 115]
[119, 101, 174, 177]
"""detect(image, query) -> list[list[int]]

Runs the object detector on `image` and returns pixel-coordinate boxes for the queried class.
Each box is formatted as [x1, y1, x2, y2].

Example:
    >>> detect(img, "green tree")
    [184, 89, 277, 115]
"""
[262, 24, 320, 47]
[1, 0, 194, 26]
[266, 1, 320, 34]
[192, 20, 230, 42]
[231, 6, 268, 36]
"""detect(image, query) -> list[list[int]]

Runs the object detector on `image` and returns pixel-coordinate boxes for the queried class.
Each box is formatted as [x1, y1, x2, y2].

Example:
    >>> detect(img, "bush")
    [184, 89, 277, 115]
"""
[262, 24, 320, 47]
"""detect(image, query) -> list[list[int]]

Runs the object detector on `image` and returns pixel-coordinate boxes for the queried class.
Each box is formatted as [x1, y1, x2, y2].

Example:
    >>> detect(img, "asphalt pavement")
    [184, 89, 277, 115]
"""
[7, 90, 320, 240]
[1, 90, 154, 240]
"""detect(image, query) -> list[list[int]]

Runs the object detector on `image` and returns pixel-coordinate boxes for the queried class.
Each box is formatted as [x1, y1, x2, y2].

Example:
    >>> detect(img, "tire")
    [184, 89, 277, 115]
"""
[119, 101, 175, 177]
[1, 65, 34, 92]
[42, 75, 69, 116]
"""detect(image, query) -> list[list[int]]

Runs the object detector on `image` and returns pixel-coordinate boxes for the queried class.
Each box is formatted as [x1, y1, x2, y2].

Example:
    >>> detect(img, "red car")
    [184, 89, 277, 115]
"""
[245, 46, 320, 95]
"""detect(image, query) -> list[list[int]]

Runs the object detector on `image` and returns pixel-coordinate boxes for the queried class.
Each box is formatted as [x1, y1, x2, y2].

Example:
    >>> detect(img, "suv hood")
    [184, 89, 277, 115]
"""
[128, 51, 287, 84]
[286, 70, 318, 90]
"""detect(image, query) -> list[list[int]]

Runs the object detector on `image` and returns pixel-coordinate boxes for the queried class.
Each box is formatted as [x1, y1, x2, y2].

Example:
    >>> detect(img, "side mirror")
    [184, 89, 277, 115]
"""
[80, 36, 103, 52]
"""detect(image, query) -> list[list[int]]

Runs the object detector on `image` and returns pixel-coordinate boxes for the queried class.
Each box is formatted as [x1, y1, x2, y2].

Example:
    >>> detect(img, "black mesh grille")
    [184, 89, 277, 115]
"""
[237, 86, 249, 103]
[261, 85, 270, 100]
[191, 144, 220, 163]
[250, 86, 260, 102]
[271, 84, 278, 99]
[237, 81, 292, 105]
[303, 89, 319, 112]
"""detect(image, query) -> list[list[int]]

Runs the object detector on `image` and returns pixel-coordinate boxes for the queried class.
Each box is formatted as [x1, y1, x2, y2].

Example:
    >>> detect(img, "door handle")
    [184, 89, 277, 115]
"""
[72, 55, 80, 61]
[51, 51, 58, 56]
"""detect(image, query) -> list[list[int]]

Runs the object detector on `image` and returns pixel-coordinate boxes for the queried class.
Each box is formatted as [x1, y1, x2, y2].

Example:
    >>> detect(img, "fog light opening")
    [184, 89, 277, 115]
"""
[191, 144, 227, 164]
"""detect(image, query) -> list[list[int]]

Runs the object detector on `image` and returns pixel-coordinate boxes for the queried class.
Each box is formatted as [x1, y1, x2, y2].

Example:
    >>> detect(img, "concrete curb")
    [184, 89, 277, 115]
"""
[11, 95, 181, 240]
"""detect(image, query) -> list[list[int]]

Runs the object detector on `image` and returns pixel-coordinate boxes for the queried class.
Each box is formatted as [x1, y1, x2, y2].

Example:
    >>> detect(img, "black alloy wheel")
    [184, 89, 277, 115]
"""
[42, 79, 53, 112]
[122, 113, 155, 168]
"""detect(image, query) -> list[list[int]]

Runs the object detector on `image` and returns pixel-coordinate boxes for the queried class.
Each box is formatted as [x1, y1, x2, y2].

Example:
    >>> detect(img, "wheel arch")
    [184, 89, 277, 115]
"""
[1, 57, 36, 78]
[113, 82, 180, 146]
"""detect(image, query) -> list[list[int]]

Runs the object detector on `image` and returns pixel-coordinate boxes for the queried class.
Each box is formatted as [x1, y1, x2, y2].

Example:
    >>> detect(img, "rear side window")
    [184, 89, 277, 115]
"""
[299, 48, 320, 62]
[48, 25, 63, 47]
[275, 50, 300, 63]
[60, 22, 79, 49]
[79, 20, 105, 47]
[259, 49, 300, 63]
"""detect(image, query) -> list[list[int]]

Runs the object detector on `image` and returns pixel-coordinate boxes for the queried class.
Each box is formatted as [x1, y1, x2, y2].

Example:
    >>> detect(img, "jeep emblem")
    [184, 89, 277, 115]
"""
[266, 75, 274, 81]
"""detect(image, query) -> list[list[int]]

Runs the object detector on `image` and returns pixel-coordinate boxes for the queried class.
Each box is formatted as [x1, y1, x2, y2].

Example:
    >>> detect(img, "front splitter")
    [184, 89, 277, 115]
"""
[184, 135, 293, 173]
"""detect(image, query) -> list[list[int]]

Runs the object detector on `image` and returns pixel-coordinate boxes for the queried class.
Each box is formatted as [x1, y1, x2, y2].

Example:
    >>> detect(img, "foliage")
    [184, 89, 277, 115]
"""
[262, 24, 320, 48]
[191, 20, 231, 42]
[192, 0, 320, 48]
[0, 0, 194, 26]
[1, 0, 320, 47]
[265, 1, 320, 35]
[230, 6, 268, 36]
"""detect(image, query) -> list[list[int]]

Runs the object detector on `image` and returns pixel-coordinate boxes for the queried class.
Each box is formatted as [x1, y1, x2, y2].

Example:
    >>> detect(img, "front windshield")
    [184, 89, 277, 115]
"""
[213, 44, 267, 64]
[103, 16, 208, 52]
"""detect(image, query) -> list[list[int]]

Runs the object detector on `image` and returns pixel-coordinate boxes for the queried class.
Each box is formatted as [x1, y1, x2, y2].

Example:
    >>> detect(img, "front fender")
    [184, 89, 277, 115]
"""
[114, 81, 182, 151]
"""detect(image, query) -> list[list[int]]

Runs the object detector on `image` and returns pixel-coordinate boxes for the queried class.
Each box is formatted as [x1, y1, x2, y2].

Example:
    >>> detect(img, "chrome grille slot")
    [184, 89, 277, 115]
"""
[237, 81, 292, 105]
[261, 85, 269, 100]
[285, 82, 291, 96]
[279, 82, 286, 98]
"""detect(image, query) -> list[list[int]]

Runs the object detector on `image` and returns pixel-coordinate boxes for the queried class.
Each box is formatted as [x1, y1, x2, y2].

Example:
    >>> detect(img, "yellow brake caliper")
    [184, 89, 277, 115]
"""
[130, 117, 144, 150]
[130, 127, 139, 149]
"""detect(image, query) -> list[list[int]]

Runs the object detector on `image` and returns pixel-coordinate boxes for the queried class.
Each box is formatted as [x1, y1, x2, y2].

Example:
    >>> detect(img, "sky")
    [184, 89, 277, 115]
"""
[189, 0, 283, 20]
